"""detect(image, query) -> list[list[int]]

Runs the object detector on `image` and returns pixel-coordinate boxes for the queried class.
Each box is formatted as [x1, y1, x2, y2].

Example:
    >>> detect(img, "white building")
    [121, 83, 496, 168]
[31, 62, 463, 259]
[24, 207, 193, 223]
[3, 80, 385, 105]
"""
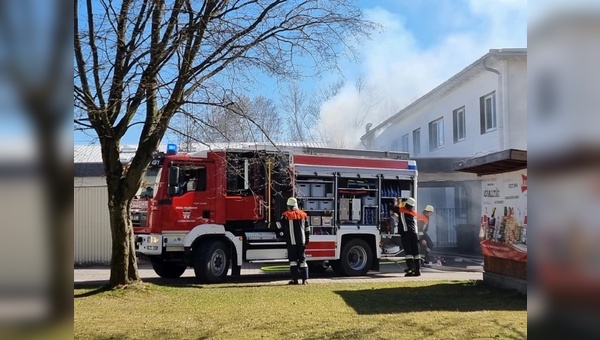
[360, 48, 527, 253]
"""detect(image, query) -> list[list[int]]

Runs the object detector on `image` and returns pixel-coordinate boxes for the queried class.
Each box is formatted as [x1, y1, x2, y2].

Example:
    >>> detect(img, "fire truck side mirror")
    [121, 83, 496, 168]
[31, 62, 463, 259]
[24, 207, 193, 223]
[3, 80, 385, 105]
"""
[167, 166, 180, 196]
[169, 166, 180, 186]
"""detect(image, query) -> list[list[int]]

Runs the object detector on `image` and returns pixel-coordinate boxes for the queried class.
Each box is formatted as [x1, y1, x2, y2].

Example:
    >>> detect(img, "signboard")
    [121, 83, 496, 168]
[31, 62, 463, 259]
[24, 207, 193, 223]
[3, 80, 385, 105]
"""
[480, 170, 527, 262]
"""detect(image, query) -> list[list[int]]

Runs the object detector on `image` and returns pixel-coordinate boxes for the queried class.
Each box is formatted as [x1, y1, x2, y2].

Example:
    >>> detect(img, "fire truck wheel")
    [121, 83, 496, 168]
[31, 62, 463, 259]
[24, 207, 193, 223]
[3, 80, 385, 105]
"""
[332, 238, 373, 276]
[193, 240, 230, 283]
[150, 259, 187, 279]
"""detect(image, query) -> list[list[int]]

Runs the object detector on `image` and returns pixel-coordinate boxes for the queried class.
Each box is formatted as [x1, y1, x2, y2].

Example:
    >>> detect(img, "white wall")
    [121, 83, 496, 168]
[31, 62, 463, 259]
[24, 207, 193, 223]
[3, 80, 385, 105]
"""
[74, 176, 106, 187]
[74, 186, 112, 265]
[371, 58, 527, 159]
[506, 59, 527, 150]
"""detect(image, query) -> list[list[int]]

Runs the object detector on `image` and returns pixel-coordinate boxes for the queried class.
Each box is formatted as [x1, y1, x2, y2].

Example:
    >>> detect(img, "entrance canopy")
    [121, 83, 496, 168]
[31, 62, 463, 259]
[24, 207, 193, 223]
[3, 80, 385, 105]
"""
[454, 149, 527, 176]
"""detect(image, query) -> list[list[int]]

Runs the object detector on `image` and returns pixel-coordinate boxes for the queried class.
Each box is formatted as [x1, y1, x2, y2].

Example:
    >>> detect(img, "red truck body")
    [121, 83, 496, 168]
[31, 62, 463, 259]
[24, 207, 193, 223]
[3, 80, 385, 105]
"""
[134, 145, 418, 283]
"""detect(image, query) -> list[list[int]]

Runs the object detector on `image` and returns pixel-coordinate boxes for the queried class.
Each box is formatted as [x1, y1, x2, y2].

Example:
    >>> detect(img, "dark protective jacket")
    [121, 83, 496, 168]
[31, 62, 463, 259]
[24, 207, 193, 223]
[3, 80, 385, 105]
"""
[398, 206, 417, 234]
[281, 209, 310, 246]
[417, 213, 429, 236]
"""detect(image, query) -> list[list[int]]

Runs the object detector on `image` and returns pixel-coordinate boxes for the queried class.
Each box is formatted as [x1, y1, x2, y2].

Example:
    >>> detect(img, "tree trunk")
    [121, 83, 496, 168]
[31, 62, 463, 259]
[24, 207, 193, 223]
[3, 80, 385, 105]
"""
[107, 188, 141, 287]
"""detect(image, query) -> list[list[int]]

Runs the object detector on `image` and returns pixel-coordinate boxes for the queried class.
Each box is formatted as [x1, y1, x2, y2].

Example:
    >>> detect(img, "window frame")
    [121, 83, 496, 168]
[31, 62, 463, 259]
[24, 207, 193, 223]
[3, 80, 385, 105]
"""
[401, 133, 409, 153]
[480, 92, 497, 133]
[453, 106, 466, 143]
[412, 128, 421, 156]
[428, 117, 445, 151]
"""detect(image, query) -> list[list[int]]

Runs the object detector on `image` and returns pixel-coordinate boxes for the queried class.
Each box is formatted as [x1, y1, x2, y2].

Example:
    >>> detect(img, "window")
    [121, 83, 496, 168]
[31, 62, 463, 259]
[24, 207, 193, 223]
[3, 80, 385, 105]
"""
[176, 165, 207, 195]
[429, 117, 444, 151]
[453, 106, 466, 143]
[401, 134, 409, 152]
[480, 92, 496, 133]
[412, 128, 421, 155]
[391, 138, 399, 151]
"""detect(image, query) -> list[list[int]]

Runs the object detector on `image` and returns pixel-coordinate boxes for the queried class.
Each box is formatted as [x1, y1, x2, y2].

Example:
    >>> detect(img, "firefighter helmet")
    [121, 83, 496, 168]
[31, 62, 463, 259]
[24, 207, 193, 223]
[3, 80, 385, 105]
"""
[287, 197, 298, 207]
[424, 205, 434, 212]
[405, 197, 416, 207]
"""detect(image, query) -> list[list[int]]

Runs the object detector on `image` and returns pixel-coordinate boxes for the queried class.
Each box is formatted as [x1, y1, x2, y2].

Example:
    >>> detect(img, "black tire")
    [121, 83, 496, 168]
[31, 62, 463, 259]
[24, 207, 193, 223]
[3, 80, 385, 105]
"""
[333, 238, 373, 276]
[308, 261, 328, 274]
[151, 259, 187, 279]
[193, 240, 230, 283]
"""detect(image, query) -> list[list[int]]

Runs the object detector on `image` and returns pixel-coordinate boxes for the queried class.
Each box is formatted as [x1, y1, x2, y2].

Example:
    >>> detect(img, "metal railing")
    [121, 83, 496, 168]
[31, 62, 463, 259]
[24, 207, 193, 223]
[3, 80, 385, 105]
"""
[434, 208, 468, 248]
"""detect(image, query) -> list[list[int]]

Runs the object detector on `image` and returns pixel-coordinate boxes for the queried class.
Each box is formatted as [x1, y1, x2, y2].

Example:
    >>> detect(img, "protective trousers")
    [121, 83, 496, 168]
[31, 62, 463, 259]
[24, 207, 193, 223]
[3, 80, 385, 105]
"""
[284, 217, 309, 284]
[401, 232, 421, 275]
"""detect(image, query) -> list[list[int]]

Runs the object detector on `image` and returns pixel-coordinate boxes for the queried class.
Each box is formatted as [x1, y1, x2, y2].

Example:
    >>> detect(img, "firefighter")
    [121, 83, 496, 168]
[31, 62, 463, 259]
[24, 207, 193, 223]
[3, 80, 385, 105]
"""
[417, 205, 435, 264]
[398, 197, 421, 276]
[280, 197, 310, 285]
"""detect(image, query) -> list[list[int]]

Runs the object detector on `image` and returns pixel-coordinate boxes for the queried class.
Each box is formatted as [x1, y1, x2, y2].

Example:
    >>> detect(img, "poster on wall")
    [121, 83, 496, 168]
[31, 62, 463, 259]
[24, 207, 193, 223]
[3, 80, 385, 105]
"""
[480, 170, 527, 262]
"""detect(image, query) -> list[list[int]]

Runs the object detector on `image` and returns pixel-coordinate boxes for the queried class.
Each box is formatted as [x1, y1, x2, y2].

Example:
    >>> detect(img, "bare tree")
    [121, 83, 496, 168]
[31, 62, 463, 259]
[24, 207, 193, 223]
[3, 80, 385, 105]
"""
[171, 94, 283, 144]
[280, 82, 310, 141]
[74, 0, 375, 287]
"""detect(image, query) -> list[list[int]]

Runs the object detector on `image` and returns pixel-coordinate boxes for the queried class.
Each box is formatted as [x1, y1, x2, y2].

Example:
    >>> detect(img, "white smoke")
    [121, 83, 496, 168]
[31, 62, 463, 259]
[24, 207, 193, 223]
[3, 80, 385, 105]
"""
[318, 1, 527, 148]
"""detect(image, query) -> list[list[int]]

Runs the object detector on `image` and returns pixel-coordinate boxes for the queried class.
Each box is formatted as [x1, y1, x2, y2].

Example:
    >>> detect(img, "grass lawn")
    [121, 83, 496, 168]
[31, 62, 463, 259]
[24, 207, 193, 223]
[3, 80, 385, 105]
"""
[74, 280, 526, 339]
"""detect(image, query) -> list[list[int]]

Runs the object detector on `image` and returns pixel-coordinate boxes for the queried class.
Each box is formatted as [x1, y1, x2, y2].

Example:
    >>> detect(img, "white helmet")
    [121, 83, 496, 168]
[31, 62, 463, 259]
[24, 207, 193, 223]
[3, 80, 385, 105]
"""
[287, 197, 298, 207]
[405, 197, 416, 207]
[424, 205, 434, 212]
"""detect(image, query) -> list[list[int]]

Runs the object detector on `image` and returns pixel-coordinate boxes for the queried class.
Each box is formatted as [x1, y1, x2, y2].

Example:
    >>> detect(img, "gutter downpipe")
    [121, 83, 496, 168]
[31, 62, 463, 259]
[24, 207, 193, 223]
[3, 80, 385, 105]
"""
[482, 52, 507, 150]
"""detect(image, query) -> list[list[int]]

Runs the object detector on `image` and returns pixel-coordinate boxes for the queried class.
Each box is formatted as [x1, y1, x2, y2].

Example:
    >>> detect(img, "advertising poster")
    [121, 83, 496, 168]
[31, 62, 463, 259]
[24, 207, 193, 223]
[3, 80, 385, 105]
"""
[480, 170, 527, 262]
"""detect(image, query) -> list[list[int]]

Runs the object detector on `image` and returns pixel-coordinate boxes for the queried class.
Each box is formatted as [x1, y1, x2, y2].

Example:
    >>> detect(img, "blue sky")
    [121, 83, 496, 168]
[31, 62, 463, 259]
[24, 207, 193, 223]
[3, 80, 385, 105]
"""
[73, 0, 527, 146]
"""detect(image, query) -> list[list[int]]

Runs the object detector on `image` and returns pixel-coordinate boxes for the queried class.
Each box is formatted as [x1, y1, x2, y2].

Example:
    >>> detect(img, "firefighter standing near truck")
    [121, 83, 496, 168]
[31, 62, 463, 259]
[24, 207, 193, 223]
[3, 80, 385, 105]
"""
[418, 205, 435, 264]
[398, 197, 421, 276]
[281, 197, 310, 285]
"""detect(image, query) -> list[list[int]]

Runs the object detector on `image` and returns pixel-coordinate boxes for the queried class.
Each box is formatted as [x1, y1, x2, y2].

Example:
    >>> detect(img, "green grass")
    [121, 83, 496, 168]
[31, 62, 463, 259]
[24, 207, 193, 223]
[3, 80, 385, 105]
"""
[74, 280, 526, 339]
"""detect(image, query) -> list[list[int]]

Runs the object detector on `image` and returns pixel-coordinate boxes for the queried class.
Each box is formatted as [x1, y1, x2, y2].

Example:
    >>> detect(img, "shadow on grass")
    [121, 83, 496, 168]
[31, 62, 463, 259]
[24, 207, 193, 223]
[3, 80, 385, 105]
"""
[74, 285, 111, 298]
[334, 280, 526, 314]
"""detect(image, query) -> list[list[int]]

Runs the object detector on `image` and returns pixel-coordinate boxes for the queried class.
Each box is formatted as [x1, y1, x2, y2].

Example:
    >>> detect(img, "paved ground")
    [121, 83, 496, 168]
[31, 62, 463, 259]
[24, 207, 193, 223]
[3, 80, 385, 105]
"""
[75, 252, 484, 287]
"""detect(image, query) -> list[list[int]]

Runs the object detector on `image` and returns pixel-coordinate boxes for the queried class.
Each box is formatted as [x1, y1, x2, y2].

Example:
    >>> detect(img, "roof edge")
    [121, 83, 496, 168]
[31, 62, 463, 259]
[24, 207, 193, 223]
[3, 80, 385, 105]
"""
[361, 48, 527, 141]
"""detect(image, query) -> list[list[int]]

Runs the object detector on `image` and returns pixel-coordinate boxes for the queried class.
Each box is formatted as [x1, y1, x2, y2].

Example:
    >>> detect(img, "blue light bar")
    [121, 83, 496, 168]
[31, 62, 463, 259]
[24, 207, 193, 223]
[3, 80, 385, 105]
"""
[166, 143, 178, 155]
[408, 161, 417, 170]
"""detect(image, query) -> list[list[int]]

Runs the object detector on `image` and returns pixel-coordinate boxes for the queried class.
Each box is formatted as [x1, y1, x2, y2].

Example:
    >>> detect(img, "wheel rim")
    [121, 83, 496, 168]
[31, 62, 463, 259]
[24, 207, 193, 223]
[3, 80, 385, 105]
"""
[347, 245, 368, 271]
[210, 249, 227, 276]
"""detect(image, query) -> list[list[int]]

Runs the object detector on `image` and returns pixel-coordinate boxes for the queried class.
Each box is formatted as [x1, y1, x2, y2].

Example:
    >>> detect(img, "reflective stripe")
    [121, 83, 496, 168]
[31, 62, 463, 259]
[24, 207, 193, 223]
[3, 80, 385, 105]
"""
[299, 262, 307, 268]
[405, 255, 414, 259]
[414, 254, 421, 260]
[289, 220, 296, 245]
[400, 213, 408, 232]
[290, 261, 297, 266]
[301, 222, 306, 245]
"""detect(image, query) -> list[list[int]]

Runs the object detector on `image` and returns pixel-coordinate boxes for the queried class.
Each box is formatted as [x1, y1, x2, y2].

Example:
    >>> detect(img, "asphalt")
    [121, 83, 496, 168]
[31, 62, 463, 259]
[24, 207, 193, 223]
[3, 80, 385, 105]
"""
[74, 252, 484, 288]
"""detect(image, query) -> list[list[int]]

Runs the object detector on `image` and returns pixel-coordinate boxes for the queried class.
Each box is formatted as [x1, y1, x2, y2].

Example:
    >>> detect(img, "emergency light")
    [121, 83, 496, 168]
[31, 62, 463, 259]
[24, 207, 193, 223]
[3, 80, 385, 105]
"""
[166, 143, 178, 155]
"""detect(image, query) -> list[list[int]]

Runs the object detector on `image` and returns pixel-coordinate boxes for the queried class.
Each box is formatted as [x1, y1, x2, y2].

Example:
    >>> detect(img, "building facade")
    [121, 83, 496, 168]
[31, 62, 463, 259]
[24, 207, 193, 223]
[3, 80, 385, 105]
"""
[361, 49, 527, 253]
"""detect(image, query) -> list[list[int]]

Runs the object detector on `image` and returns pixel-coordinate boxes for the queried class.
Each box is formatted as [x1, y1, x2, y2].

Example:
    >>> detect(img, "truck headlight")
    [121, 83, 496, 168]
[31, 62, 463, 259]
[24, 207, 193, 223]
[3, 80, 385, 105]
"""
[147, 236, 160, 244]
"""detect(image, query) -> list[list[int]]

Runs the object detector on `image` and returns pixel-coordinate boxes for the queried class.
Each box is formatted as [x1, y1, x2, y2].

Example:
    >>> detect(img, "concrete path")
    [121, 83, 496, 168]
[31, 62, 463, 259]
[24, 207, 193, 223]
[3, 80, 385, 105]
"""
[75, 258, 483, 287]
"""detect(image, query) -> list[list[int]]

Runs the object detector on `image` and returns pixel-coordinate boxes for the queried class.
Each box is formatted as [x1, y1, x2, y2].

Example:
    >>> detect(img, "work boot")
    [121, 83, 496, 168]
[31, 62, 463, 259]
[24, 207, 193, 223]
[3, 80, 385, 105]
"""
[289, 265, 299, 284]
[413, 259, 421, 276]
[299, 264, 309, 283]
[302, 279, 308, 285]
[403, 258, 413, 275]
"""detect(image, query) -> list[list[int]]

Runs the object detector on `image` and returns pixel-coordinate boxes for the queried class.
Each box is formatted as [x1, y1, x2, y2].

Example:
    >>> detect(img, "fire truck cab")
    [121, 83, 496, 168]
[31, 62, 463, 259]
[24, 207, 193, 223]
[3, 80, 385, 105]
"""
[134, 144, 418, 283]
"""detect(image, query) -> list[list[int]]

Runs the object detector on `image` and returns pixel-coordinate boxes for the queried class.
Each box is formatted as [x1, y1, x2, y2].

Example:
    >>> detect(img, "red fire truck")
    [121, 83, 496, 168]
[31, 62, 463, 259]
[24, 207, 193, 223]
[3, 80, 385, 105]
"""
[134, 144, 418, 283]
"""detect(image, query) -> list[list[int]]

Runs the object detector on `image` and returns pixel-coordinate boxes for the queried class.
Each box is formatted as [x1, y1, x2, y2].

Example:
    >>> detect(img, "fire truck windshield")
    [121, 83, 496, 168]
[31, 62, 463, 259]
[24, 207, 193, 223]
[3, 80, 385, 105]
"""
[136, 167, 161, 199]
